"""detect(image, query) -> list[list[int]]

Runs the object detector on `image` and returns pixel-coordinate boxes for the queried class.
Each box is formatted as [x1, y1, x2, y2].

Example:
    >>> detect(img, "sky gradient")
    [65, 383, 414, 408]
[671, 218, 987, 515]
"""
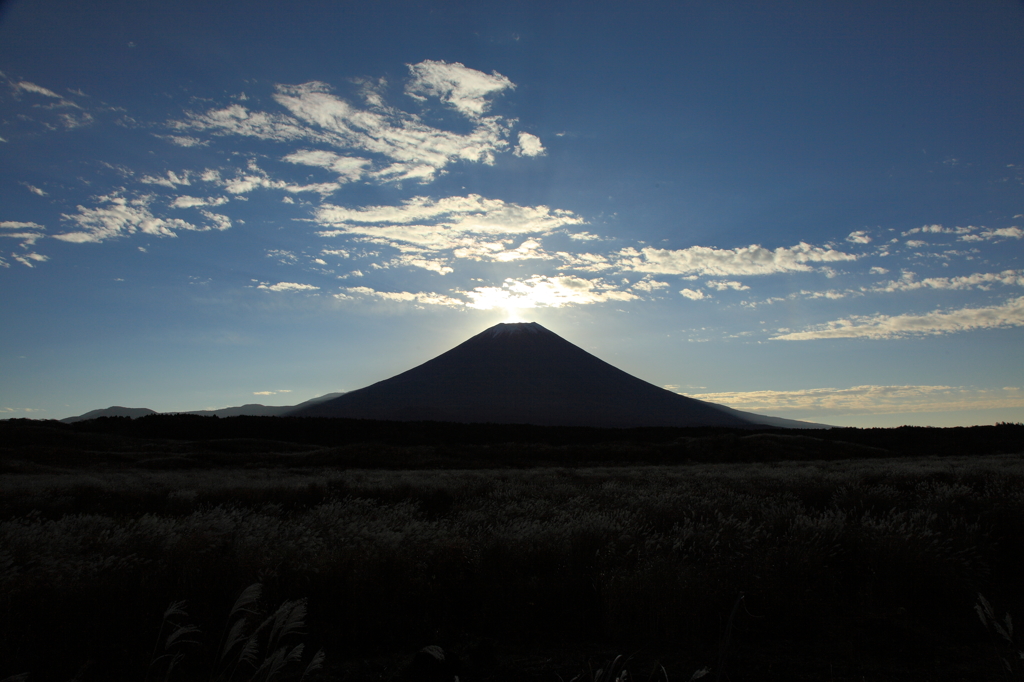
[2, 0, 1023, 427]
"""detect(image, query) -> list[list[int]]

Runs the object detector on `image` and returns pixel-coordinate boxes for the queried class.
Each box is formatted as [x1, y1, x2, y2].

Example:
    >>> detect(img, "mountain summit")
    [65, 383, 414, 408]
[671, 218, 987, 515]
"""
[290, 322, 821, 428]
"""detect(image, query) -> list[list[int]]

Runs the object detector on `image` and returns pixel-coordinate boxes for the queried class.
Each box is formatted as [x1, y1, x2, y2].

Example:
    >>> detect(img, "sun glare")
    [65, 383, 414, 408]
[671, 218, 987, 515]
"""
[503, 306, 527, 323]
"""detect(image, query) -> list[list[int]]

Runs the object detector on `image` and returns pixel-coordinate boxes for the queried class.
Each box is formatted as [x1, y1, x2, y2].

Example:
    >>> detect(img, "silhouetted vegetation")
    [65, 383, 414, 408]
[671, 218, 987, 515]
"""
[1, 417, 1022, 680]
[2, 416, 1022, 471]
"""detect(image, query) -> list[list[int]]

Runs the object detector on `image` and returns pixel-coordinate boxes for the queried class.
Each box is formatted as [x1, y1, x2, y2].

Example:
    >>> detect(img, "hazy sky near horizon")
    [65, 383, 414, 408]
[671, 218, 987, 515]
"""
[2, 0, 1023, 427]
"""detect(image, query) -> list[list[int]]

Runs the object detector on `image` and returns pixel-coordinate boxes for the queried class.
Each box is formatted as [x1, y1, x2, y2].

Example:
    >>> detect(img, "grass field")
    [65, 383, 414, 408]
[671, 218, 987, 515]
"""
[3, 446, 1024, 681]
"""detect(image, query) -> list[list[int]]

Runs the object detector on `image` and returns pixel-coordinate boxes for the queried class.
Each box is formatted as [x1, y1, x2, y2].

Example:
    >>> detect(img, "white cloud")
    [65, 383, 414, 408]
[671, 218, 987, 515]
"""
[846, 230, 872, 244]
[773, 296, 1024, 340]
[514, 132, 545, 157]
[464, 275, 637, 310]
[618, 242, 857, 276]
[389, 254, 454, 274]
[871, 270, 1024, 293]
[870, 266, 889, 275]
[342, 286, 463, 307]
[1, 221, 44, 229]
[22, 183, 47, 196]
[170, 102, 311, 143]
[630, 278, 669, 292]
[55, 192, 227, 243]
[690, 384, 1024, 416]
[169, 195, 230, 208]
[0, 231, 44, 247]
[282, 149, 371, 183]
[199, 210, 232, 231]
[902, 224, 975, 237]
[798, 288, 848, 300]
[454, 238, 551, 263]
[315, 194, 584, 260]
[705, 280, 750, 291]
[257, 281, 320, 292]
[170, 61, 529, 186]
[405, 60, 514, 119]
[960, 226, 1024, 242]
[568, 231, 603, 241]
[905, 239, 927, 248]
[899, 224, 1023, 243]
[556, 251, 614, 272]
[16, 81, 62, 98]
[680, 288, 706, 300]
[159, 135, 208, 147]
[11, 252, 49, 267]
[140, 171, 192, 188]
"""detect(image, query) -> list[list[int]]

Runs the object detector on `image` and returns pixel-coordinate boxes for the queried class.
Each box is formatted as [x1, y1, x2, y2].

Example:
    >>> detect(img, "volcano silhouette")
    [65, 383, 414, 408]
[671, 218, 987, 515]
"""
[290, 322, 821, 428]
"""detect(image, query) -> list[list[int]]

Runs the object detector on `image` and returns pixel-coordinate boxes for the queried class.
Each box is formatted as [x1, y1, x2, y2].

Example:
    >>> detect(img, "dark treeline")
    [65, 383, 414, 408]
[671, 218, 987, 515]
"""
[1, 416, 1022, 471]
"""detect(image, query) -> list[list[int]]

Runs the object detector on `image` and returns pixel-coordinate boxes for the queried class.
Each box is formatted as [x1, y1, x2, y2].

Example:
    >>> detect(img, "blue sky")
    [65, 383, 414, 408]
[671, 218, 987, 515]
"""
[2, 0, 1023, 426]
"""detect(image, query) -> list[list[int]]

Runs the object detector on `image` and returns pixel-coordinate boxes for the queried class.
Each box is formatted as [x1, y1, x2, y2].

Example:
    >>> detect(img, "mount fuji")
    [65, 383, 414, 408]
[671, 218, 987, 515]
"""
[289, 322, 826, 429]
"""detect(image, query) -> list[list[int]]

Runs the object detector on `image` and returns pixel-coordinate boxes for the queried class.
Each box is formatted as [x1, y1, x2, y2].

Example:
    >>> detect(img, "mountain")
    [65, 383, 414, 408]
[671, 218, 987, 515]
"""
[181, 392, 346, 417]
[59, 393, 345, 423]
[289, 322, 826, 429]
[61, 406, 157, 423]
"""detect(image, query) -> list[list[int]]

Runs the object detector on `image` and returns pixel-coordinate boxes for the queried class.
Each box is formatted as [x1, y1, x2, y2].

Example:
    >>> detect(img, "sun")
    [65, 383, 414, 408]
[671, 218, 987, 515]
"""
[502, 305, 527, 323]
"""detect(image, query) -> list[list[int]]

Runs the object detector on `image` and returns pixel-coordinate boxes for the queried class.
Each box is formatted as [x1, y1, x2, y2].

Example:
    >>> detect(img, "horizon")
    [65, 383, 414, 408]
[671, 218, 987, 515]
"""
[2, 1, 1023, 427]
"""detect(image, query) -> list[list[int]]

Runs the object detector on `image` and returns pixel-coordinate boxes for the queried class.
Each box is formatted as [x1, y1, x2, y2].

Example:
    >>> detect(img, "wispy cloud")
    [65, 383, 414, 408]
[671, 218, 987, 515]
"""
[900, 223, 1023, 243]
[341, 286, 463, 307]
[10, 252, 49, 267]
[169, 195, 230, 208]
[680, 288, 707, 300]
[405, 60, 514, 118]
[705, 280, 750, 291]
[618, 242, 857, 276]
[315, 194, 583, 268]
[870, 270, 1024, 292]
[0, 219, 47, 253]
[257, 281, 320, 292]
[464, 275, 637, 310]
[217, 160, 340, 196]
[773, 296, 1024, 340]
[170, 61, 527, 185]
[691, 384, 1024, 416]
[140, 171, 192, 188]
[55, 192, 226, 243]
[960, 226, 1024, 242]
[282, 149, 370, 183]
[16, 81, 63, 99]
[630, 278, 669, 293]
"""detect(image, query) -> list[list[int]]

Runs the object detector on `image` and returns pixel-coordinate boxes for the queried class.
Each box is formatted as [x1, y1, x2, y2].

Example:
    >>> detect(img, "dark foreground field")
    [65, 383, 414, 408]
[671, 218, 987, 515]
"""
[1, 418, 1023, 681]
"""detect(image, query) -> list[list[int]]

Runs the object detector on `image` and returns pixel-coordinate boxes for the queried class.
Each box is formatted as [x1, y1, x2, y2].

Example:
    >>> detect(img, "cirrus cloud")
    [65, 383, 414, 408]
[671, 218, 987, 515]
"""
[773, 295, 1024, 340]
[690, 384, 1024, 416]
[257, 281, 320, 292]
[617, 242, 857, 277]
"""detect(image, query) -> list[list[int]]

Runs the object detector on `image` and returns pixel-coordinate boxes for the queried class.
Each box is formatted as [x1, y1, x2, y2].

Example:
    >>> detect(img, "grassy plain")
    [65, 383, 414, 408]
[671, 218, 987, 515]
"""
[1, 420, 1023, 681]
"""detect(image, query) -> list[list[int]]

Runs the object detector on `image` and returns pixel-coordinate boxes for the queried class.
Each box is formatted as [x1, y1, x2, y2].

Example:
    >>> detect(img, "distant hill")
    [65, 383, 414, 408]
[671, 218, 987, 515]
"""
[60, 393, 345, 423]
[180, 393, 345, 417]
[289, 322, 827, 429]
[61, 406, 157, 423]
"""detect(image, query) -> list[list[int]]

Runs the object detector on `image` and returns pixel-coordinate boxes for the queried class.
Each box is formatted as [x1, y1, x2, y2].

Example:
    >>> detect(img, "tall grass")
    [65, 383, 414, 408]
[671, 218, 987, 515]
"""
[1, 455, 1023, 680]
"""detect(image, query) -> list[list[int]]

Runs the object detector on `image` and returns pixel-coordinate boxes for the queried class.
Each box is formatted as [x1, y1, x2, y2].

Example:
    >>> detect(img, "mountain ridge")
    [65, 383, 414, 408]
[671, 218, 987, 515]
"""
[290, 322, 828, 429]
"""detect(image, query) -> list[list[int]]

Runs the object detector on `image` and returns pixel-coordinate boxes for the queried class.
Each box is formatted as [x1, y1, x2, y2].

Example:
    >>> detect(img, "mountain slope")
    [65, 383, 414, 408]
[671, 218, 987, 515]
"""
[61, 406, 158, 423]
[290, 322, 820, 428]
[59, 393, 346, 423]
